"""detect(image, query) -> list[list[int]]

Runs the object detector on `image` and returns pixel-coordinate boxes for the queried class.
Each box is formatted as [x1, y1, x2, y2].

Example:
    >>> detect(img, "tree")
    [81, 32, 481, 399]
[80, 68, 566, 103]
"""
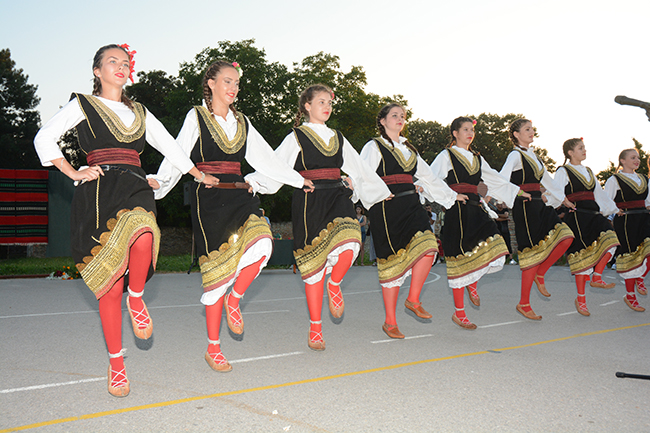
[0, 49, 41, 169]
[596, 138, 648, 185]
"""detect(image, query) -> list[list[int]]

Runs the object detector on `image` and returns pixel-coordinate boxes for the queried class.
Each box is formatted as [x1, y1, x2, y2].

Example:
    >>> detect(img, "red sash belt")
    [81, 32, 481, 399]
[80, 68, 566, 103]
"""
[520, 183, 541, 192]
[299, 168, 340, 180]
[197, 161, 241, 175]
[87, 149, 141, 167]
[617, 200, 646, 210]
[567, 191, 594, 202]
[449, 183, 478, 194]
[382, 174, 413, 185]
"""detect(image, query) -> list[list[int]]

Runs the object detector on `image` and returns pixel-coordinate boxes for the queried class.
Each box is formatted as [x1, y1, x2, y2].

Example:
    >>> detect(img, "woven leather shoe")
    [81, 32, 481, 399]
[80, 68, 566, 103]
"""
[404, 299, 432, 319]
[533, 275, 551, 297]
[466, 286, 480, 306]
[205, 352, 233, 372]
[624, 296, 646, 312]
[382, 323, 405, 339]
[452, 313, 477, 330]
[126, 296, 153, 340]
[575, 298, 590, 316]
[516, 303, 542, 320]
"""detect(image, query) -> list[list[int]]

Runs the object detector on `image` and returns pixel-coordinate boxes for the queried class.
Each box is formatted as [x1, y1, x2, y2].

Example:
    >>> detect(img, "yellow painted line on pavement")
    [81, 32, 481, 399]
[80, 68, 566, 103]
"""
[2, 322, 648, 432]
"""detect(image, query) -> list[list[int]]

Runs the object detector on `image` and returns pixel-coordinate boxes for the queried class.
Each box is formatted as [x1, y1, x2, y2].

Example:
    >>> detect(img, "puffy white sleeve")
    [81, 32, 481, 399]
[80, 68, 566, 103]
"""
[33, 98, 85, 166]
[247, 132, 303, 194]
[359, 140, 382, 171]
[145, 108, 194, 176]
[603, 176, 619, 201]
[499, 151, 522, 179]
[341, 138, 391, 209]
[414, 156, 457, 209]
[429, 150, 451, 181]
[540, 171, 565, 208]
[594, 179, 619, 216]
[151, 110, 199, 200]
[481, 157, 520, 208]
[243, 119, 305, 194]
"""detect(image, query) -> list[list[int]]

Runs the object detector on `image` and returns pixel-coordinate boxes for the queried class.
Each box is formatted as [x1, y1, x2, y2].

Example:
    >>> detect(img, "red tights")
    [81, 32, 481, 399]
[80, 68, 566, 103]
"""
[383, 253, 435, 325]
[98, 232, 153, 371]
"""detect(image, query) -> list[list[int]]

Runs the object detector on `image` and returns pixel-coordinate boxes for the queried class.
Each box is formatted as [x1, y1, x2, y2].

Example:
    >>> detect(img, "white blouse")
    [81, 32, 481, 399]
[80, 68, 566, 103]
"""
[554, 163, 618, 216]
[260, 122, 391, 210]
[359, 136, 457, 209]
[603, 172, 650, 206]
[153, 109, 305, 199]
[500, 147, 565, 207]
[429, 145, 520, 208]
[33, 96, 194, 175]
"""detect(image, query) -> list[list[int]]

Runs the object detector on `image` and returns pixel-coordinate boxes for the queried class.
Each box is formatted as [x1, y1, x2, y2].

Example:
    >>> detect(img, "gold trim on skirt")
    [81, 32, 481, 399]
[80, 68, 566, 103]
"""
[78, 207, 160, 299]
[199, 215, 272, 292]
[445, 235, 508, 279]
[294, 217, 361, 280]
[615, 237, 650, 274]
[518, 223, 574, 271]
[377, 230, 438, 284]
[567, 230, 620, 274]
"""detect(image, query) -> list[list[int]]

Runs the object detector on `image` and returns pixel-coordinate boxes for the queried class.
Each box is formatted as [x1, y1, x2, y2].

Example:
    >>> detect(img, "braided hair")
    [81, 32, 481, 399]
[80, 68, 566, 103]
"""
[92, 44, 134, 109]
[508, 118, 532, 149]
[376, 103, 418, 154]
[562, 138, 583, 165]
[448, 116, 476, 151]
[202, 60, 241, 122]
[617, 148, 638, 172]
[294, 84, 333, 127]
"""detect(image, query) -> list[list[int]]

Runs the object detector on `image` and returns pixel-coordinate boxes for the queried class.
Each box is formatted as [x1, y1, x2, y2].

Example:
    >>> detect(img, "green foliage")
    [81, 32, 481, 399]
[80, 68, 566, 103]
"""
[596, 138, 648, 185]
[0, 48, 41, 169]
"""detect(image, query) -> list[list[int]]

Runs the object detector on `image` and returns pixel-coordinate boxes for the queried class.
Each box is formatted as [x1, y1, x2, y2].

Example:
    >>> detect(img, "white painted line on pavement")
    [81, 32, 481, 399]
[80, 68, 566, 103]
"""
[371, 334, 434, 344]
[243, 309, 291, 315]
[423, 273, 441, 285]
[557, 311, 578, 316]
[0, 377, 105, 394]
[478, 320, 522, 328]
[0, 310, 98, 319]
[600, 300, 620, 306]
[230, 351, 304, 364]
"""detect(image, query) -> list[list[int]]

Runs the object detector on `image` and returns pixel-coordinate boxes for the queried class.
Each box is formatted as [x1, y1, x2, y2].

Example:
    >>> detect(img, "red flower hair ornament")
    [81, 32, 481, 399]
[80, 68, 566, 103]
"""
[118, 43, 137, 83]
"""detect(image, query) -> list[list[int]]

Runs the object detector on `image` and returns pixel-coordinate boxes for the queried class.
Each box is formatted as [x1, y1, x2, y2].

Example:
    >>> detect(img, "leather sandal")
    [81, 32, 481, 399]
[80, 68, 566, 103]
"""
[327, 278, 345, 318]
[382, 322, 405, 339]
[452, 311, 477, 330]
[636, 279, 648, 296]
[308, 320, 325, 351]
[624, 296, 646, 312]
[516, 303, 542, 320]
[589, 273, 615, 289]
[575, 298, 590, 316]
[404, 299, 432, 319]
[466, 285, 480, 306]
[108, 349, 129, 397]
[533, 274, 551, 297]
[126, 290, 153, 340]
[205, 338, 232, 372]
[225, 291, 244, 334]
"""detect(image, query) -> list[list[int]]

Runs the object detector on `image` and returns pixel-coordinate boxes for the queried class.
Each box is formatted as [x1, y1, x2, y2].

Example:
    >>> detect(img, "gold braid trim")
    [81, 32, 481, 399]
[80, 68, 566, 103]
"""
[77, 207, 160, 299]
[297, 125, 339, 156]
[614, 173, 648, 195]
[195, 106, 247, 155]
[516, 148, 544, 180]
[199, 215, 272, 291]
[445, 235, 508, 279]
[81, 95, 146, 143]
[615, 237, 650, 273]
[377, 231, 438, 284]
[517, 223, 574, 271]
[294, 217, 361, 278]
[563, 165, 596, 190]
[374, 138, 416, 172]
[567, 230, 620, 274]
[449, 147, 480, 176]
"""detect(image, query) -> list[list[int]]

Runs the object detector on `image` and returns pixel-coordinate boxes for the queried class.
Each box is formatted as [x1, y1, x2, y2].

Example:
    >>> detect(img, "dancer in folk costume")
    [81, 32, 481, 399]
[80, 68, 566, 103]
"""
[430, 117, 529, 329]
[603, 148, 649, 312]
[554, 138, 620, 316]
[33, 44, 218, 397]
[152, 61, 313, 371]
[264, 84, 391, 350]
[499, 119, 574, 320]
[360, 103, 467, 338]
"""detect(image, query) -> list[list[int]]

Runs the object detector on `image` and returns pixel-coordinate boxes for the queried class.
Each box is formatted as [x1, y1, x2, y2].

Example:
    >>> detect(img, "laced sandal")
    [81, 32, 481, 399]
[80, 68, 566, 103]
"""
[575, 297, 590, 316]
[225, 291, 244, 335]
[382, 322, 405, 339]
[327, 278, 345, 318]
[126, 288, 152, 340]
[516, 303, 542, 320]
[452, 310, 477, 330]
[107, 349, 129, 397]
[466, 285, 480, 306]
[589, 273, 615, 289]
[308, 320, 325, 351]
[404, 299, 432, 319]
[624, 296, 646, 312]
[533, 274, 551, 297]
[636, 278, 648, 296]
[205, 339, 232, 372]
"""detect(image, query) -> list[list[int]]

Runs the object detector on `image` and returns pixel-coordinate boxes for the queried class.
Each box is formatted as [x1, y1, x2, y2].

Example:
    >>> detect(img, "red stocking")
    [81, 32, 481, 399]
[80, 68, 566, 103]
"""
[592, 252, 613, 283]
[406, 254, 435, 304]
[99, 277, 125, 372]
[330, 249, 355, 283]
[305, 277, 325, 343]
[382, 286, 400, 326]
[574, 274, 590, 315]
[452, 287, 466, 318]
[225, 256, 266, 333]
[206, 296, 230, 368]
[519, 266, 537, 312]
[325, 249, 355, 317]
[126, 232, 153, 330]
[535, 237, 573, 285]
